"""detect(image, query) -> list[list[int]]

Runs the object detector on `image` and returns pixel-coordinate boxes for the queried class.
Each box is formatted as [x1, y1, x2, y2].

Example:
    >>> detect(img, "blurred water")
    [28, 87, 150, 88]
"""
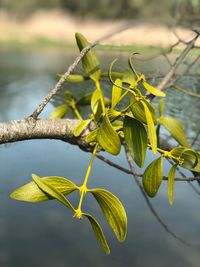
[0, 48, 200, 267]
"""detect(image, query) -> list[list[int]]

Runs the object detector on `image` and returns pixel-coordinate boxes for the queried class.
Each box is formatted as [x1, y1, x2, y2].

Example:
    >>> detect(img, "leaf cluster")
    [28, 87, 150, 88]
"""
[10, 32, 200, 254]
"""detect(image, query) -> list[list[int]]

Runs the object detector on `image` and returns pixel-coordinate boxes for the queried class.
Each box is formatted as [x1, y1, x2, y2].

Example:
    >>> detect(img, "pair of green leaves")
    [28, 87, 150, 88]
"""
[75, 109, 121, 156]
[142, 147, 200, 203]
[10, 174, 127, 254]
[49, 91, 76, 119]
[84, 186, 127, 254]
[170, 147, 199, 171]
[130, 99, 157, 154]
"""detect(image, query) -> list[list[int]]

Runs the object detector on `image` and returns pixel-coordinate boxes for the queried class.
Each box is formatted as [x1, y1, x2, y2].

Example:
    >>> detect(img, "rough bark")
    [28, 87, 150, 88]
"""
[0, 118, 93, 150]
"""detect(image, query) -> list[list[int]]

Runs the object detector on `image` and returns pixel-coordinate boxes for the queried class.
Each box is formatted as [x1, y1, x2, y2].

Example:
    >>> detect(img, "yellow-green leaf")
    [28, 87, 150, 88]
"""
[168, 165, 177, 205]
[107, 109, 121, 121]
[122, 69, 136, 86]
[159, 117, 189, 147]
[90, 188, 127, 242]
[91, 89, 104, 121]
[49, 105, 68, 119]
[85, 128, 98, 143]
[141, 101, 157, 154]
[130, 98, 157, 125]
[75, 32, 101, 82]
[158, 99, 165, 117]
[57, 73, 88, 83]
[65, 74, 87, 83]
[32, 174, 74, 210]
[191, 152, 200, 172]
[170, 147, 198, 171]
[142, 81, 166, 97]
[123, 116, 147, 167]
[142, 157, 163, 197]
[74, 119, 91, 137]
[111, 79, 122, 108]
[63, 91, 73, 103]
[76, 93, 93, 106]
[97, 112, 121, 155]
[10, 176, 78, 203]
[84, 213, 110, 254]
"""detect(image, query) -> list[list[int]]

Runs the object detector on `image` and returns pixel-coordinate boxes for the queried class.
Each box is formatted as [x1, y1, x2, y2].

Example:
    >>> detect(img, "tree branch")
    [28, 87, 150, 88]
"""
[30, 22, 135, 119]
[157, 32, 199, 91]
[0, 118, 92, 149]
[96, 154, 200, 182]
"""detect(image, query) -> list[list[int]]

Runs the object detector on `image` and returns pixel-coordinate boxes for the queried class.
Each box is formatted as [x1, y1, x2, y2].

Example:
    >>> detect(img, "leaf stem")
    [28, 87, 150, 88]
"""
[70, 101, 83, 120]
[75, 144, 98, 218]
[96, 80, 105, 115]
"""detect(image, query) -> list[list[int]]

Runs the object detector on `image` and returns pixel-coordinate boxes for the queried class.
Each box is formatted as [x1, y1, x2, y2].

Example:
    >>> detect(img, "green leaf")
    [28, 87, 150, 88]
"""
[122, 69, 136, 85]
[142, 157, 163, 197]
[97, 112, 121, 155]
[107, 109, 121, 121]
[90, 188, 127, 242]
[49, 105, 68, 119]
[31, 174, 74, 210]
[123, 116, 147, 167]
[84, 213, 110, 254]
[159, 117, 189, 147]
[191, 152, 200, 172]
[10, 176, 78, 203]
[74, 119, 91, 137]
[85, 128, 98, 143]
[64, 91, 73, 103]
[76, 93, 93, 106]
[65, 74, 87, 83]
[168, 165, 177, 205]
[91, 89, 104, 121]
[75, 32, 101, 82]
[141, 101, 157, 154]
[170, 147, 198, 171]
[111, 79, 122, 108]
[142, 81, 166, 97]
[57, 73, 87, 83]
[158, 99, 165, 117]
[130, 98, 157, 125]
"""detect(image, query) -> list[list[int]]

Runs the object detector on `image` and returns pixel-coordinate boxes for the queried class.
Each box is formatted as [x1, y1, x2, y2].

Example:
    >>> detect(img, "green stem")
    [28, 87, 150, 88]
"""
[75, 144, 98, 218]
[96, 80, 105, 115]
[121, 99, 138, 114]
[70, 101, 83, 120]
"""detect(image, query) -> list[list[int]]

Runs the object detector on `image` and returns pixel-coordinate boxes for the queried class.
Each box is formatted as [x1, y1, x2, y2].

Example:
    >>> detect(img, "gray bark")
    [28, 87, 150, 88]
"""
[0, 118, 92, 150]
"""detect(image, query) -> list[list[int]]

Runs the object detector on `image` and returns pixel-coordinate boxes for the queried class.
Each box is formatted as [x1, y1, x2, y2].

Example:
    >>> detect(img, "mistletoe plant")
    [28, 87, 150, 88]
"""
[10, 33, 200, 254]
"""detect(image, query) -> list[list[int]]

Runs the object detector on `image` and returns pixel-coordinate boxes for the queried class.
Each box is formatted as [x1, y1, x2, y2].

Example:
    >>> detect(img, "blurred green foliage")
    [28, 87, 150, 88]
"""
[0, 0, 199, 23]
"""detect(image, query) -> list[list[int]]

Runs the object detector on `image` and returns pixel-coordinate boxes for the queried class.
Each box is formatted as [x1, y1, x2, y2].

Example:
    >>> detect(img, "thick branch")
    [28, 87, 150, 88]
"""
[0, 118, 92, 149]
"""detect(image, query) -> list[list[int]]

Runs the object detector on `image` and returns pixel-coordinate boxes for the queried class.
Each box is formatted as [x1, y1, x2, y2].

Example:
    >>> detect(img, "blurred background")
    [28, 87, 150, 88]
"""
[0, 0, 199, 47]
[0, 1, 200, 267]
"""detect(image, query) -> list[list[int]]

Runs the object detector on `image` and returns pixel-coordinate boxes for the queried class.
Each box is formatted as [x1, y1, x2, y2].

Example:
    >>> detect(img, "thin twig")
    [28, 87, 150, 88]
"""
[30, 22, 136, 119]
[172, 84, 200, 98]
[96, 154, 200, 182]
[157, 33, 199, 91]
[124, 145, 191, 247]
[168, 159, 200, 197]
[191, 129, 200, 147]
